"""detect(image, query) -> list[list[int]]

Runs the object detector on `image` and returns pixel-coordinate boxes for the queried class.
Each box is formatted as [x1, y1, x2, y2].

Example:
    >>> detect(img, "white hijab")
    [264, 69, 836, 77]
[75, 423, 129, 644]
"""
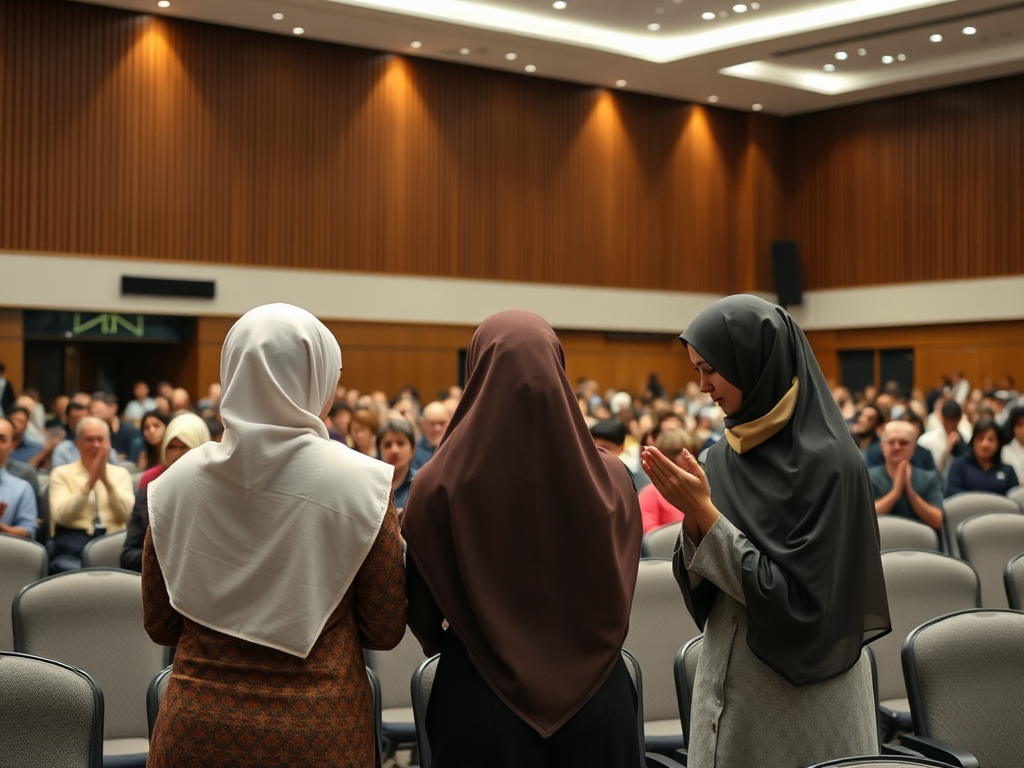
[149, 303, 394, 658]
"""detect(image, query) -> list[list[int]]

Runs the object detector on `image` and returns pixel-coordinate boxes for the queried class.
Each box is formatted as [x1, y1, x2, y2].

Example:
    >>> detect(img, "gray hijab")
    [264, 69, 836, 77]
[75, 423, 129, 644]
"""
[680, 295, 890, 685]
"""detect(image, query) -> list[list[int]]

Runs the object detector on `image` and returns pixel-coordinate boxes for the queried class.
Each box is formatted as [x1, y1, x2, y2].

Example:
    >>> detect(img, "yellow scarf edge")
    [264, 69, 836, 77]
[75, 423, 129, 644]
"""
[725, 377, 799, 455]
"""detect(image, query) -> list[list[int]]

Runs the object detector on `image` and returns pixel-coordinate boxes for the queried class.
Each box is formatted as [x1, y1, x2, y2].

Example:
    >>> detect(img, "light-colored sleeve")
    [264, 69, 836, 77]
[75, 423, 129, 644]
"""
[687, 515, 751, 606]
[48, 467, 90, 527]
[106, 467, 136, 524]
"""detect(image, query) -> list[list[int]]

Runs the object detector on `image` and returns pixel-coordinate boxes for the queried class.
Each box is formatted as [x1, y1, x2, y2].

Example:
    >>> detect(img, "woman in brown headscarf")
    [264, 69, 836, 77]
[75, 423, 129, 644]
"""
[402, 310, 643, 768]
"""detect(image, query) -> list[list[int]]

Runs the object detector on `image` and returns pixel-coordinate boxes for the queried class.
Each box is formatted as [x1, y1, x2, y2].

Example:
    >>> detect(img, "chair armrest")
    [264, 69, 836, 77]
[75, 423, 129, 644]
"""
[881, 742, 927, 757]
[673, 748, 688, 766]
[645, 753, 686, 768]
[898, 734, 980, 767]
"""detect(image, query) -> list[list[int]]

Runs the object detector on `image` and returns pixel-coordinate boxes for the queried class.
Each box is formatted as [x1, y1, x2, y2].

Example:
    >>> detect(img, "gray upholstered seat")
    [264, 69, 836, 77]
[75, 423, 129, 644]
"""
[364, 626, 426, 758]
[145, 664, 173, 737]
[874, 550, 979, 739]
[1004, 552, 1024, 609]
[673, 634, 703, 753]
[956, 512, 1024, 607]
[0, 533, 48, 651]
[1007, 485, 1024, 510]
[0, 651, 105, 768]
[82, 530, 129, 569]
[807, 756, 959, 767]
[641, 523, 681, 559]
[876, 516, 940, 552]
[901, 609, 1024, 768]
[942, 492, 1021, 558]
[624, 558, 700, 755]
[12, 568, 169, 767]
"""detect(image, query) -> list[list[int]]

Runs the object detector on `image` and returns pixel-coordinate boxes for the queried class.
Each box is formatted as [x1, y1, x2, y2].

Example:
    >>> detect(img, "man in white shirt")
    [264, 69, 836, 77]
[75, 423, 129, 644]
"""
[918, 399, 971, 480]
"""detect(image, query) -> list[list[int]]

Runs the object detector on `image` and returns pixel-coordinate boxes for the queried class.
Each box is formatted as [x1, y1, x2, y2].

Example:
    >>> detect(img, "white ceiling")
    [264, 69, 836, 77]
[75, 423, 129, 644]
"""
[78, 0, 1024, 114]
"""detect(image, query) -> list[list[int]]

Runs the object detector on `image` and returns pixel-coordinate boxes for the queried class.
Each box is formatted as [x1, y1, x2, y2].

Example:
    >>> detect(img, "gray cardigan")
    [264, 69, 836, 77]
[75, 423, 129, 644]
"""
[680, 516, 878, 768]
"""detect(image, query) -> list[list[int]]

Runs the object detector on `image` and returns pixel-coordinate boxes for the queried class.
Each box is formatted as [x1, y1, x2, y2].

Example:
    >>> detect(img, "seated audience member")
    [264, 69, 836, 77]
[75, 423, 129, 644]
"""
[869, 420, 944, 530]
[853, 404, 884, 458]
[48, 416, 135, 572]
[864, 411, 936, 471]
[378, 417, 416, 511]
[590, 418, 650, 492]
[637, 428, 694, 534]
[348, 408, 380, 458]
[0, 417, 39, 539]
[90, 391, 141, 462]
[203, 416, 224, 443]
[123, 381, 157, 425]
[950, 370, 970, 405]
[121, 413, 211, 572]
[5, 406, 58, 468]
[325, 401, 352, 443]
[411, 401, 450, 470]
[1002, 407, 1024, 483]
[196, 382, 222, 416]
[135, 411, 170, 471]
[170, 387, 192, 414]
[51, 401, 119, 468]
[45, 393, 70, 431]
[918, 399, 971, 478]
[945, 417, 1020, 497]
[0, 362, 13, 416]
[16, 391, 48, 437]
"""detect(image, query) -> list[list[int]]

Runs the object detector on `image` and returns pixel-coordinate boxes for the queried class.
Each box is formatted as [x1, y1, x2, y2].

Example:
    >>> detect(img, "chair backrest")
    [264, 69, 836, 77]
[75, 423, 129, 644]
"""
[364, 626, 427, 712]
[1004, 552, 1024, 609]
[673, 634, 703, 747]
[640, 523, 680, 558]
[875, 550, 979, 705]
[366, 665, 384, 768]
[0, 533, 48, 651]
[1007, 485, 1024, 510]
[807, 756, 961, 767]
[0, 651, 104, 768]
[82, 530, 129, 569]
[12, 568, 168, 741]
[876, 516, 940, 552]
[956, 512, 1024, 607]
[623, 558, 700, 724]
[903, 609, 1024, 768]
[943, 492, 1021, 558]
[411, 655, 440, 768]
[146, 665, 173, 738]
[617, 647, 652, 768]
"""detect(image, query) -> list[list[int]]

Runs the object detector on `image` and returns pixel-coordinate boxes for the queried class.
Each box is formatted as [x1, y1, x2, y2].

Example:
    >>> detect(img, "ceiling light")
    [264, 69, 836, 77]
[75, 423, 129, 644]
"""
[459, 47, 470, 55]
[750, 1, 759, 7]
[708, 95, 719, 103]
[929, 33, 943, 42]
[647, 22, 661, 31]
[858, 48, 867, 56]
[733, 4, 748, 12]
[525, 64, 537, 72]
[962, 26, 977, 35]
[157, 0, 170, 7]
[615, 79, 627, 87]
[552, 0, 567, 8]
[410, 40, 422, 48]
[271, 12, 284, 20]
[701, 11, 716, 20]
[719, 10, 728, 17]
[292, 27, 304, 34]
[751, 103, 763, 111]
[505, 52, 517, 60]
[835, 51, 848, 60]
[823, 63, 836, 72]
[897, 53, 907, 61]
[881, 54, 893, 63]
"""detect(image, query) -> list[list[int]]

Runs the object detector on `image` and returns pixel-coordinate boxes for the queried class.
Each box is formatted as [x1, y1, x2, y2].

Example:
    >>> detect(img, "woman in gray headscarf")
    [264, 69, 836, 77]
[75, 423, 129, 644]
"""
[642, 295, 890, 768]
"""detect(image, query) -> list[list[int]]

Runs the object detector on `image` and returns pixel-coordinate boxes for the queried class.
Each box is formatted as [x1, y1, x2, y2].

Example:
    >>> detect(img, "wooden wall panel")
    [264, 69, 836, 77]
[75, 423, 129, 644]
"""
[0, 309, 24, 395]
[785, 75, 1024, 289]
[0, 0, 747, 293]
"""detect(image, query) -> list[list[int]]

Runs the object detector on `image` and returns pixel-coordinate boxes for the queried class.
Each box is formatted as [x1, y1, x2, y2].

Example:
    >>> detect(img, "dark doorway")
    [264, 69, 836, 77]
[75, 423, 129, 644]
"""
[880, 348, 914, 398]
[839, 350, 874, 399]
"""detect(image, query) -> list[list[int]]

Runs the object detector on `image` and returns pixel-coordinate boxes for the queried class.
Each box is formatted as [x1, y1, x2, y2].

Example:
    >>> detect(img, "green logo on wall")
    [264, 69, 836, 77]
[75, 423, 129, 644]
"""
[71, 313, 145, 337]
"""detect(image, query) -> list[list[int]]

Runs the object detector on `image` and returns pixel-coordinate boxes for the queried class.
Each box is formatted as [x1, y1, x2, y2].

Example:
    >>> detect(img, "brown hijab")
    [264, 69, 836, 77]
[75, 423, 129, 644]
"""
[401, 310, 642, 737]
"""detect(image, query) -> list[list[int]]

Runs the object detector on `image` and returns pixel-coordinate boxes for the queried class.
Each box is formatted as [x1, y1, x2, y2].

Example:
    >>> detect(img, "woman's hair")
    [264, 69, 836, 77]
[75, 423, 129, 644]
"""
[654, 427, 697, 455]
[350, 408, 380, 438]
[376, 417, 416, 454]
[141, 410, 171, 467]
[970, 417, 1003, 450]
[1004, 406, 1024, 443]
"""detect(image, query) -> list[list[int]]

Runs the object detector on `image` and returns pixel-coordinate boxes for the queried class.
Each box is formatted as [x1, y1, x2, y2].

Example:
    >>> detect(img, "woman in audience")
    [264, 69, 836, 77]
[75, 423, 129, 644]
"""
[1001, 406, 1024, 484]
[638, 428, 695, 534]
[348, 407, 380, 458]
[120, 412, 210, 572]
[134, 410, 170, 471]
[641, 295, 890, 768]
[377, 416, 416, 511]
[945, 416, 1020, 497]
[142, 303, 406, 768]
[403, 310, 643, 768]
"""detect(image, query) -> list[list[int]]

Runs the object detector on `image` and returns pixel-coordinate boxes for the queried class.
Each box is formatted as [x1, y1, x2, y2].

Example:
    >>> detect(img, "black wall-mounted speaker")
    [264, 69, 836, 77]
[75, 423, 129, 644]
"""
[121, 276, 216, 299]
[770, 240, 803, 308]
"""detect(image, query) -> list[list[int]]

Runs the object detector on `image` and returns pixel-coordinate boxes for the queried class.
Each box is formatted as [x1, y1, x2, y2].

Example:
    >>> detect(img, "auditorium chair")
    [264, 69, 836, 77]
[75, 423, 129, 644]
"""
[0, 532, 48, 650]
[956, 512, 1024, 607]
[1003, 552, 1024, 609]
[942, 492, 1021, 558]
[364, 626, 427, 760]
[82, 530, 129, 569]
[876, 516, 940, 552]
[640, 523, 681, 558]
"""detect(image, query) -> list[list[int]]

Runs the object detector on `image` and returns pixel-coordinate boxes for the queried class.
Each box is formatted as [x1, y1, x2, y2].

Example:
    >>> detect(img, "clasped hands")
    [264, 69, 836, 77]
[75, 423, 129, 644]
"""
[641, 446, 720, 543]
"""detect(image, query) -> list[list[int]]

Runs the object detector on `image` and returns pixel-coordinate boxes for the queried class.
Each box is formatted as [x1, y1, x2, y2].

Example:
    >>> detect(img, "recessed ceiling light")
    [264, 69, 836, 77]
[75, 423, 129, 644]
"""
[733, 4, 748, 13]
[615, 79, 627, 87]
[897, 53, 907, 61]
[552, 0, 567, 8]
[929, 33, 943, 42]
[835, 51, 848, 60]
[292, 27, 304, 35]
[858, 48, 867, 56]
[525, 64, 537, 72]
[647, 22, 661, 31]
[271, 12, 284, 20]
[459, 47, 470, 55]
[750, 1, 760, 8]
[701, 11, 716, 20]
[962, 26, 977, 35]
[751, 103, 763, 111]
[881, 54, 893, 64]
[410, 40, 422, 48]
[157, 0, 170, 7]
[823, 63, 836, 72]
[505, 52, 517, 60]
[708, 95, 719, 103]
[719, 10, 729, 18]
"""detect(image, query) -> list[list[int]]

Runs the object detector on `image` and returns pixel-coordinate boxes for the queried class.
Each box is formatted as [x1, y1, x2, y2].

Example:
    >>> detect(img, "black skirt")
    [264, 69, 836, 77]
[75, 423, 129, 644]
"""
[426, 631, 641, 768]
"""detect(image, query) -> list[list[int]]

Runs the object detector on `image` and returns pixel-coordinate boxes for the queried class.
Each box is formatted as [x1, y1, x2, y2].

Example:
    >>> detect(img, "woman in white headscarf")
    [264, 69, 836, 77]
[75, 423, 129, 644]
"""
[142, 303, 406, 768]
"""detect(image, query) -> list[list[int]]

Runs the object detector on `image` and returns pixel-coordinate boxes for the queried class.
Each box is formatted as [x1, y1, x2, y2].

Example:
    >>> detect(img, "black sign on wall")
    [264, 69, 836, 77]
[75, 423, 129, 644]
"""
[23, 311, 194, 342]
